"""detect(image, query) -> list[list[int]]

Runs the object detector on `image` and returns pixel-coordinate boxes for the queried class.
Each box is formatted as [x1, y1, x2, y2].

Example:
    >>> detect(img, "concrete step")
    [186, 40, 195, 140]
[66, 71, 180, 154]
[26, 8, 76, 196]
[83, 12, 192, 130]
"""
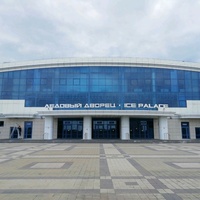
[0, 139, 200, 143]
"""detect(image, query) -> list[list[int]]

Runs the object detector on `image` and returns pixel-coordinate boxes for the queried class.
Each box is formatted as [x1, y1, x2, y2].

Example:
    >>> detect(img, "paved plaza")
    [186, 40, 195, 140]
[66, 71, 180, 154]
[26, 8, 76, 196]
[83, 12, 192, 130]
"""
[0, 142, 200, 199]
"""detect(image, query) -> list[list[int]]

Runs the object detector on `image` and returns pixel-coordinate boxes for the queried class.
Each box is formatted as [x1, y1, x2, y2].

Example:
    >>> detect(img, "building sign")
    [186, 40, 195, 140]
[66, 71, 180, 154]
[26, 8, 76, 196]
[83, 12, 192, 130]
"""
[124, 103, 167, 109]
[44, 103, 168, 110]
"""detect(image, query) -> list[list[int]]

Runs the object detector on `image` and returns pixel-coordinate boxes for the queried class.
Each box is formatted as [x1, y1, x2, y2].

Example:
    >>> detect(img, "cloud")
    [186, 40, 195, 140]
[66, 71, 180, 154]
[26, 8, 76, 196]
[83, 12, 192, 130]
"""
[0, 0, 200, 62]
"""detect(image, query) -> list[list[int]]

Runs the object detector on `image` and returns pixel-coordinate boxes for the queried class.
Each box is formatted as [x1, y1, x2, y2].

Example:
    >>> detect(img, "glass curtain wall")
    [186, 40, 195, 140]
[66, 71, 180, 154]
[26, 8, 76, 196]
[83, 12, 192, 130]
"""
[0, 67, 200, 108]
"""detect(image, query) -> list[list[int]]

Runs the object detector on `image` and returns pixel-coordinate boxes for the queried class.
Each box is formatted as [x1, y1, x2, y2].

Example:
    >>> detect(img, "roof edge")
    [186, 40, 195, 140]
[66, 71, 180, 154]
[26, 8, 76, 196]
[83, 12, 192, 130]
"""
[1, 57, 200, 72]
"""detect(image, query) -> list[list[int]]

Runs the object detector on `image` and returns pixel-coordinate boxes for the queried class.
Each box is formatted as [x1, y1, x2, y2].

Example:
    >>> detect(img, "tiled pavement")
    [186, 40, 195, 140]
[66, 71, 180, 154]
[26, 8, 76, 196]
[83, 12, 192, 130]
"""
[0, 143, 200, 199]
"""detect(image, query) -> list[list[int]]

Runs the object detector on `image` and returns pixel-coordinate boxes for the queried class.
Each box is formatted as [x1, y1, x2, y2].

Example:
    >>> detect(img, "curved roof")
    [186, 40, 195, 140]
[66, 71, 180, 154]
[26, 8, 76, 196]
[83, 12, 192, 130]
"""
[1, 57, 200, 72]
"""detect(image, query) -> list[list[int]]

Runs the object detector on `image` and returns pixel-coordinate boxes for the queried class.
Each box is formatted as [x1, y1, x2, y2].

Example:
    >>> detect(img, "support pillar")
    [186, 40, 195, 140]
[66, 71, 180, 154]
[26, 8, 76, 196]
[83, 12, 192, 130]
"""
[44, 116, 53, 139]
[120, 116, 130, 140]
[83, 116, 92, 140]
[159, 117, 169, 140]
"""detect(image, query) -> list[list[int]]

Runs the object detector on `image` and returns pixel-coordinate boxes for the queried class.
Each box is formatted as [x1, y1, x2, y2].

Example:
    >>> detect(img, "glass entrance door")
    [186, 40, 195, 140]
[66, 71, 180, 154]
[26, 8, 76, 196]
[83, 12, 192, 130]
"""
[57, 118, 83, 139]
[92, 119, 119, 139]
[130, 119, 154, 139]
[10, 127, 18, 139]
[181, 122, 190, 139]
[24, 121, 33, 139]
[94, 124, 104, 138]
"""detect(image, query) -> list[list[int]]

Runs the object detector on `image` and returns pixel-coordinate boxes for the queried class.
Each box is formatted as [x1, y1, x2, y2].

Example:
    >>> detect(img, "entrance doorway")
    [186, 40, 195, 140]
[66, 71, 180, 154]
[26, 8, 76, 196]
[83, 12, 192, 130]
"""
[92, 118, 120, 139]
[10, 127, 19, 139]
[24, 121, 32, 139]
[10, 124, 22, 139]
[57, 118, 83, 139]
[181, 122, 190, 139]
[130, 118, 154, 139]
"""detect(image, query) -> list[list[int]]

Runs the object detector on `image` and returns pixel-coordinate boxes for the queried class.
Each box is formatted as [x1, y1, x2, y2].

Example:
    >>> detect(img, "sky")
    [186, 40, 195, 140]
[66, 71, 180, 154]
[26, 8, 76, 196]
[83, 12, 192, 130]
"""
[0, 0, 200, 63]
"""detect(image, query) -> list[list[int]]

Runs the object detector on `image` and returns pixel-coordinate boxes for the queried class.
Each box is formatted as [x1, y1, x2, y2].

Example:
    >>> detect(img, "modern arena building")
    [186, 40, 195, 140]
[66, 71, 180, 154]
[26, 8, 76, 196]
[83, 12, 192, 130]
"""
[0, 57, 200, 141]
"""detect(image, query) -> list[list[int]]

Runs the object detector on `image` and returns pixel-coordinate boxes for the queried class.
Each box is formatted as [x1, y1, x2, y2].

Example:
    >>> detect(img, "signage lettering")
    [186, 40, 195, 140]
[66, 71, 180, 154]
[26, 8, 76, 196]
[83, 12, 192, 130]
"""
[124, 103, 137, 108]
[44, 103, 168, 109]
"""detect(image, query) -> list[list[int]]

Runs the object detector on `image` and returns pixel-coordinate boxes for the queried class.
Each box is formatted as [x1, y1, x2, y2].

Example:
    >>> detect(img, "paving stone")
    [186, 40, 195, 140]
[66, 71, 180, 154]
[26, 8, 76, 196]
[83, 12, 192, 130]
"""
[100, 179, 113, 189]
[173, 162, 200, 168]
[0, 142, 199, 199]
[30, 162, 65, 169]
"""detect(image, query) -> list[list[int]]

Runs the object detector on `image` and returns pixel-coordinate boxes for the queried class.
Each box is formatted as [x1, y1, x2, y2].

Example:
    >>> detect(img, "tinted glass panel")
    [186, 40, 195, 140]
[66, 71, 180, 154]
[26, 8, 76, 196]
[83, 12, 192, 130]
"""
[1, 67, 200, 109]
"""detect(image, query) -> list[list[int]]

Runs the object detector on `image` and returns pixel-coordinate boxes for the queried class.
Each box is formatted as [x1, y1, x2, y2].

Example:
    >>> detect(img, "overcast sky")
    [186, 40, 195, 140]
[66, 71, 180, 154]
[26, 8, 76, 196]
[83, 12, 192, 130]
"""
[0, 0, 200, 63]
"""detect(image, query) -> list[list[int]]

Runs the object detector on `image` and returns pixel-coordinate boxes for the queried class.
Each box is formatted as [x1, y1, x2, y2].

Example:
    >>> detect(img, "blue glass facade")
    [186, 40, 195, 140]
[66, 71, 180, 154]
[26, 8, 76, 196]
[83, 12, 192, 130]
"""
[0, 66, 200, 109]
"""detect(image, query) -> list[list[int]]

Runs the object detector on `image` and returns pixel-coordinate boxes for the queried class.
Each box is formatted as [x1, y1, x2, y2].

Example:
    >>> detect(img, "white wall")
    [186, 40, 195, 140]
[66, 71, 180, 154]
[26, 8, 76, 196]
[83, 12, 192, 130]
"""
[83, 116, 92, 140]
[44, 117, 53, 139]
[120, 116, 130, 140]
[159, 117, 169, 140]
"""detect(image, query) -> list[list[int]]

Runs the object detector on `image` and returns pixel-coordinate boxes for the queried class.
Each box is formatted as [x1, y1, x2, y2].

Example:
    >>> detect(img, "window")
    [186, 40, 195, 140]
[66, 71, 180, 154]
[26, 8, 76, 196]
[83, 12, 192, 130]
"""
[181, 122, 190, 139]
[73, 78, 80, 85]
[0, 121, 4, 127]
[195, 127, 200, 139]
